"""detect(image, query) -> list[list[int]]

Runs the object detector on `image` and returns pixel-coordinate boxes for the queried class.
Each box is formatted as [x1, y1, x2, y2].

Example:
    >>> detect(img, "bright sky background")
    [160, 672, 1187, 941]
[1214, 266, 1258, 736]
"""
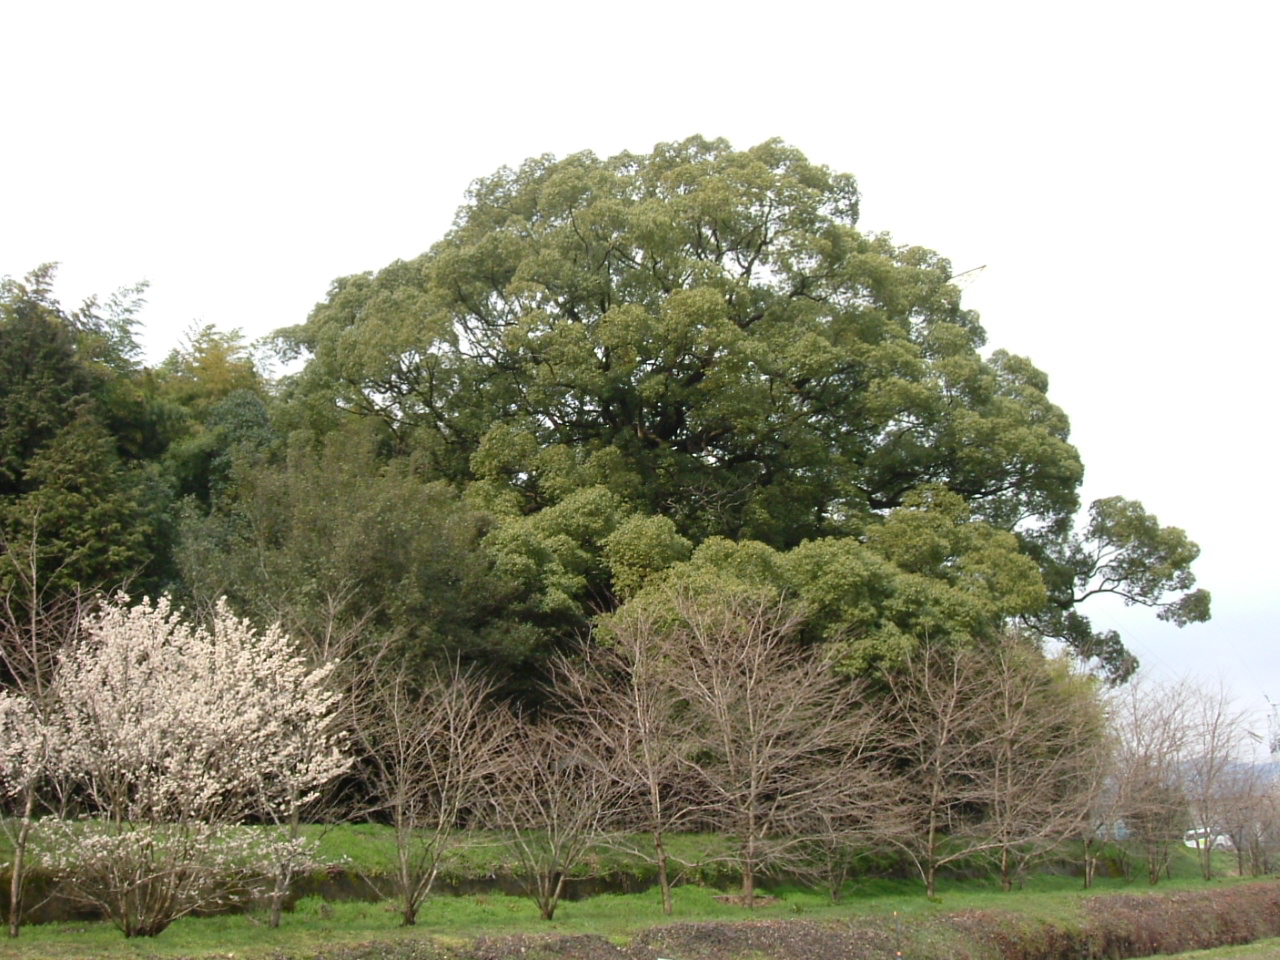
[3, 1, 1276, 736]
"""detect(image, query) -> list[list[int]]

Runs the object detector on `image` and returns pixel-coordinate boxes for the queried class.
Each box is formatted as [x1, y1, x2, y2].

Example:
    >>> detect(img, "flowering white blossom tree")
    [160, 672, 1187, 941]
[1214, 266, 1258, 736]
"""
[0, 690, 56, 937]
[40, 595, 350, 937]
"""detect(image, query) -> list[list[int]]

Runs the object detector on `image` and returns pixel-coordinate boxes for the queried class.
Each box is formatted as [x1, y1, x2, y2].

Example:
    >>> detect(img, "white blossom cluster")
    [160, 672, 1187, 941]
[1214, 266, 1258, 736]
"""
[0, 691, 49, 799]
[35, 821, 313, 876]
[54, 595, 350, 823]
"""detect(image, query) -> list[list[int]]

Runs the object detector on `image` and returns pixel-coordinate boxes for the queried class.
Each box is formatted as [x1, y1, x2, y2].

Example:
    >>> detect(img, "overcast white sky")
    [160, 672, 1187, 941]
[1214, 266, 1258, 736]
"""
[3, 1, 1276, 734]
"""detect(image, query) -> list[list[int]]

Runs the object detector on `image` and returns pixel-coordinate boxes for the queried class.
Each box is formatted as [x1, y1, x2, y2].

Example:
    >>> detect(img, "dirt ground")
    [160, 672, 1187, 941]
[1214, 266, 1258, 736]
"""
[457, 920, 899, 960]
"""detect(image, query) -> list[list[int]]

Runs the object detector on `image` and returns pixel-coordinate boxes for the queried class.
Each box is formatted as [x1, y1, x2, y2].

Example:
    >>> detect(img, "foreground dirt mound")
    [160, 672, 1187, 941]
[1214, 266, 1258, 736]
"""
[456, 921, 896, 960]
[1082, 886, 1280, 958]
[634, 918, 897, 960]
[452, 919, 904, 960]
[322, 883, 1280, 960]
[466, 933, 630, 960]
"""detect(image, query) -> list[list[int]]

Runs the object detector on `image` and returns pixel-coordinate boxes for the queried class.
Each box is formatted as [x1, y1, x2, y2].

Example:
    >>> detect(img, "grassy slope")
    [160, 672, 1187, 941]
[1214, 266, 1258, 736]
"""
[4, 821, 1239, 884]
[300, 824, 746, 882]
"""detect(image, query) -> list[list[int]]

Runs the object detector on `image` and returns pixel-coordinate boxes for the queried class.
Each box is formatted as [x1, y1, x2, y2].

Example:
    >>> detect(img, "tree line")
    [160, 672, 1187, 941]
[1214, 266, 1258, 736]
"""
[0, 586, 1268, 940]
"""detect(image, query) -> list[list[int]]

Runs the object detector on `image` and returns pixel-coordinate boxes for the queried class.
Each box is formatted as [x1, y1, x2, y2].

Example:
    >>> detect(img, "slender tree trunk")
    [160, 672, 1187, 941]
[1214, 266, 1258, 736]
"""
[1000, 844, 1012, 892]
[741, 827, 756, 908]
[396, 814, 415, 926]
[7, 786, 36, 938]
[653, 830, 673, 915]
[828, 860, 848, 903]
[539, 872, 565, 920]
[925, 808, 939, 898]
[268, 806, 301, 929]
[399, 857, 416, 926]
[268, 869, 289, 927]
[402, 862, 438, 926]
[536, 874, 552, 920]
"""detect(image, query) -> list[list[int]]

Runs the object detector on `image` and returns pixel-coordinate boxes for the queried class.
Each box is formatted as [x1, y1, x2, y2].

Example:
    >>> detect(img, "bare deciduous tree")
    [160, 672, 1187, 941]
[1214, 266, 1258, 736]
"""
[483, 719, 622, 921]
[880, 642, 1006, 898]
[257, 584, 387, 929]
[1108, 674, 1192, 885]
[354, 662, 512, 926]
[982, 637, 1109, 891]
[1252, 779, 1280, 875]
[0, 520, 91, 938]
[1218, 760, 1272, 877]
[551, 602, 701, 916]
[657, 587, 894, 907]
[796, 799, 905, 903]
[1076, 728, 1122, 889]
[1183, 679, 1252, 880]
[877, 639, 1104, 897]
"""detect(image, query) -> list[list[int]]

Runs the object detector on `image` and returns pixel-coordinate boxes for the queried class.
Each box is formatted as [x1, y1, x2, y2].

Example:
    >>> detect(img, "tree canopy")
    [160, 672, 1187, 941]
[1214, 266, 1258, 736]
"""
[274, 135, 1206, 680]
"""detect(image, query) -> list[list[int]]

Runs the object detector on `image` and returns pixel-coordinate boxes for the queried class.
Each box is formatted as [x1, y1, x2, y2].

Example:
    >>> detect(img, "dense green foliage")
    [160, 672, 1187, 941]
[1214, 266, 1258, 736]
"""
[175, 429, 536, 672]
[0, 268, 168, 600]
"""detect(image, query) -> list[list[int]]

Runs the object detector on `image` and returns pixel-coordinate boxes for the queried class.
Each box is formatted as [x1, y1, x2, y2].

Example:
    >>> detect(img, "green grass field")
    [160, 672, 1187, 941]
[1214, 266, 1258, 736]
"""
[8, 874, 1261, 960]
[0, 826, 1262, 960]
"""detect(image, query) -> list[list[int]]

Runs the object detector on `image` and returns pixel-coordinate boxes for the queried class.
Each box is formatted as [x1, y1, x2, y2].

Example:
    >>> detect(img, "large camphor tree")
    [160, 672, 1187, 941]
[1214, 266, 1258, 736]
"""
[276, 136, 1207, 680]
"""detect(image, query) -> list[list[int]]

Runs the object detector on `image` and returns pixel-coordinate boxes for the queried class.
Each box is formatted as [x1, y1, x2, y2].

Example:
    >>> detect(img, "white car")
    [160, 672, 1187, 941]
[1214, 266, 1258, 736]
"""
[1184, 828, 1234, 851]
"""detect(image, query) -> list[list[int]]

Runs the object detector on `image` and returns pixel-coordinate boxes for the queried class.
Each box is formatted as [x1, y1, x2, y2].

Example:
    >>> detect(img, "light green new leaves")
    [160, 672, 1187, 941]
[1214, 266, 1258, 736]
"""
[625, 486, 1045, 675]
[481, 486, 693, 617]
